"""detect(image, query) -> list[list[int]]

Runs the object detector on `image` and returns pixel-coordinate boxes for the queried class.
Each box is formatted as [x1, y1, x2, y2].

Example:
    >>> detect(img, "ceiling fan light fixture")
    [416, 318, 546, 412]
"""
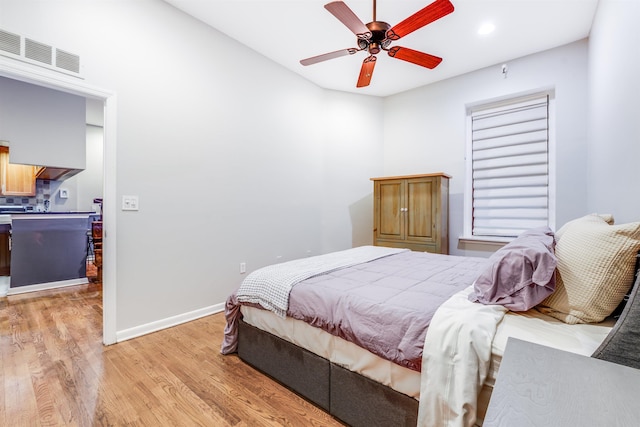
[478, 22, 495, 35]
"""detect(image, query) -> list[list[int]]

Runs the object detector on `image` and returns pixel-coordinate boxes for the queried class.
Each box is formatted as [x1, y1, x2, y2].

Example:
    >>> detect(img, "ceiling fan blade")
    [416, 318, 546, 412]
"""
[388, 46, 442, 69]
[325, 1, 372, 40]
[356, 55, 377, 88]
[300, 48, 359, 66]
[386, 0, 454, 41]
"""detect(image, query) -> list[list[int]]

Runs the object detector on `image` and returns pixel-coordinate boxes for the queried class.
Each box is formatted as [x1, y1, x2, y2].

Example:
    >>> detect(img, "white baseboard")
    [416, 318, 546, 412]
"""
[6, 277, 89, 295]
[115, 302, 226, 343]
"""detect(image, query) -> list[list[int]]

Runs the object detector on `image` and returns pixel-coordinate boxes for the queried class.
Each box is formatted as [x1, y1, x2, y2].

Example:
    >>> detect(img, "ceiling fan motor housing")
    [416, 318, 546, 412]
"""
[362, 21, 391, 54]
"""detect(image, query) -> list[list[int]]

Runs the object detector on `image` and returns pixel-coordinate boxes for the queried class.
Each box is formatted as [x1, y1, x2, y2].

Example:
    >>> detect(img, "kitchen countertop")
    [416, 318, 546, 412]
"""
[7, 211, 99, 219]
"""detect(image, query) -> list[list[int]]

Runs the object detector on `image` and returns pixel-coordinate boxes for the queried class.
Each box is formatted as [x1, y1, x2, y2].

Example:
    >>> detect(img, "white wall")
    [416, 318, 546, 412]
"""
[78, 125, 104, 212]
[587, 0, 640, 223]
[0, 0, 384, 334]
[383, 40, 590, 257]
[320, 90, 384, 253]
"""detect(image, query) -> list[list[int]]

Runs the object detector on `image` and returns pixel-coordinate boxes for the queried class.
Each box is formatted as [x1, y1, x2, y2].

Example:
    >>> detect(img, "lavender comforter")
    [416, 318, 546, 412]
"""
[222, 249, 487, 371]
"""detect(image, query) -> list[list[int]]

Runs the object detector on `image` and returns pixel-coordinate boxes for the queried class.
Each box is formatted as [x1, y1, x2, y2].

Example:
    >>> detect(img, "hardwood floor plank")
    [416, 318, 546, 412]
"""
[4, 289, 130, 426]
[148, 318, 327, 426]
[1, 283, 346, 426]
[0, 304, 5, 427]
[32, 290, 96, 426]
[3, 302, 42, 426]
[29, 338, 69, 426]
[128, 339, 237, 424]
[104, 339, 224, 426]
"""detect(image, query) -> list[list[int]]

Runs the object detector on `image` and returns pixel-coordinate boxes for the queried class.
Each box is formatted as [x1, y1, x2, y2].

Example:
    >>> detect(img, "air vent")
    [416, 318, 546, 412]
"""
[0, 28, 82, 78]
[0, 29, 21, 55]
[25, 38, 53, 65]
[56, 49, 80, 74]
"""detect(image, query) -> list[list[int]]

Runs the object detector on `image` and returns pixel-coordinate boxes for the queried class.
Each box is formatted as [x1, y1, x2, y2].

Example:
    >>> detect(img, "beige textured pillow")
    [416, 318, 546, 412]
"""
[554, 213, 614, 241]
[539, 214, 640, 324]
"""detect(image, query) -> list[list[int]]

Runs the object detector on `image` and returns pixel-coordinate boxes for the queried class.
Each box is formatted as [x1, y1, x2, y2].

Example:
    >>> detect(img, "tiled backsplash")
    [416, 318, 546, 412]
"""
[0, 179, 52, 209]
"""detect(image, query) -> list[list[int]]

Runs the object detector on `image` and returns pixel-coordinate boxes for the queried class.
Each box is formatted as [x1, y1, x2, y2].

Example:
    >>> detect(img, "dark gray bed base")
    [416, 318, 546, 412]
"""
[238, 319, 418, 427]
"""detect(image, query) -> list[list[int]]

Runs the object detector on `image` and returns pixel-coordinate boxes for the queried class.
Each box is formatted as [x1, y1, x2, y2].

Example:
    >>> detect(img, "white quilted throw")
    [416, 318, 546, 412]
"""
[418, 286, 508, 427]
[236, 245, 407, 317]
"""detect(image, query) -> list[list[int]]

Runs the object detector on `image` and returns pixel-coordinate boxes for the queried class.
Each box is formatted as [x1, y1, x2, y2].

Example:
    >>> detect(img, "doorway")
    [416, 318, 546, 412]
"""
[0, 58, 117, 344]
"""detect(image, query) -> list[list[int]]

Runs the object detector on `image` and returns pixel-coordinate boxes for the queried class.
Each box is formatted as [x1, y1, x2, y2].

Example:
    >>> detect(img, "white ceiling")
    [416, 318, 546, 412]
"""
[163, 0, 599, 97]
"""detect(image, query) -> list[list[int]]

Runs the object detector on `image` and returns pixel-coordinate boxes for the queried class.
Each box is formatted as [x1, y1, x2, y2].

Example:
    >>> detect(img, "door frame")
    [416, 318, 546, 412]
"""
[0, 57, 118, 345]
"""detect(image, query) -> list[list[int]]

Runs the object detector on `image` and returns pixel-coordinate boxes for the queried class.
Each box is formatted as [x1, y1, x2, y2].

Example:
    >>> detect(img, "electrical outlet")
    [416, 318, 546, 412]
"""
[122, 195, 139, 211]
[239, 262, 246, 274]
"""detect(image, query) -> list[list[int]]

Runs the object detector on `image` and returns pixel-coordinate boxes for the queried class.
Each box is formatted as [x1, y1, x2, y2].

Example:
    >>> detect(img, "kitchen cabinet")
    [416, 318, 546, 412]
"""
[371, 173, 450, 254]
[0, 223, 10, 276]
[0, 146, 37, 196]
[9, 214, 89, 289]
[0, 76, 86, 170]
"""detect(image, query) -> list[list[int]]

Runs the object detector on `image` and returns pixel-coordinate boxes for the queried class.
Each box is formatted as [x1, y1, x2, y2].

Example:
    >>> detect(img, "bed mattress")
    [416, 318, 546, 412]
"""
[241, 301, 614, 421]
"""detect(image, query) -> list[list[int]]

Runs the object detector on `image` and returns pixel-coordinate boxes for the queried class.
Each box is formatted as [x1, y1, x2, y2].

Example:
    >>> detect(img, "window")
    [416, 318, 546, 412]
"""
[464, 92, 555, 240]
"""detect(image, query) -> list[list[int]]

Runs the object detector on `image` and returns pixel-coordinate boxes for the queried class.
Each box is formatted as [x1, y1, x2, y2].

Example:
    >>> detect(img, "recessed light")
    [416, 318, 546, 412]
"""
[478, 22, 495, 35]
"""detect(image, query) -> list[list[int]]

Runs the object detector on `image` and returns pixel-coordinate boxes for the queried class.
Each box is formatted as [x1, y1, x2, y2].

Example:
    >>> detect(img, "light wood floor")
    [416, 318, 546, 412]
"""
[0, 283, 346, 426]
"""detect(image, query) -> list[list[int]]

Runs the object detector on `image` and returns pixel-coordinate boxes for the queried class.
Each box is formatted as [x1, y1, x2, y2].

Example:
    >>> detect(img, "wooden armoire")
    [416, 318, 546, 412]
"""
[371, 173, 450, 254]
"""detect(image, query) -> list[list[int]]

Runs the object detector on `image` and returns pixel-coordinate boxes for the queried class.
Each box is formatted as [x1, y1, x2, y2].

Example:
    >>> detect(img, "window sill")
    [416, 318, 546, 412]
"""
[458, 236, 512, 251]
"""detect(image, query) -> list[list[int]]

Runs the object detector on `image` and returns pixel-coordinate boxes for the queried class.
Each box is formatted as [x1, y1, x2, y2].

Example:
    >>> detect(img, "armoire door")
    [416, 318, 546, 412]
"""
[375, 179, 405, 242]
[405, 178, 435, 244]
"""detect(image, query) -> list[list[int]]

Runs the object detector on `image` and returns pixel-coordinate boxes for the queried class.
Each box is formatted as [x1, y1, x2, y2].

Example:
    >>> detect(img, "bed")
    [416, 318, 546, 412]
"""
[221, 214, 640, 427]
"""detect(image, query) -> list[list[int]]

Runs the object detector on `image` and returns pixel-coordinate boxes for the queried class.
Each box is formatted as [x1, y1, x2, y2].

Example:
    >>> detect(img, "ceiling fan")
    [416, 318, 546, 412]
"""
[300, 0, 455, 88]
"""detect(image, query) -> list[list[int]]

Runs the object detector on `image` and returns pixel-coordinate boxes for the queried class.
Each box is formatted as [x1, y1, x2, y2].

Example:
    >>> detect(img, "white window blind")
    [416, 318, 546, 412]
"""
[470, 94, 550, 238]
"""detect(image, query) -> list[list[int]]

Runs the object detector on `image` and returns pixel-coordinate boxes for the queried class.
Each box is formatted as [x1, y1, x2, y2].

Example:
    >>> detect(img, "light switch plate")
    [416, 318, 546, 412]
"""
[59, 188, 69, 199]
[122, 195, 139, 211]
